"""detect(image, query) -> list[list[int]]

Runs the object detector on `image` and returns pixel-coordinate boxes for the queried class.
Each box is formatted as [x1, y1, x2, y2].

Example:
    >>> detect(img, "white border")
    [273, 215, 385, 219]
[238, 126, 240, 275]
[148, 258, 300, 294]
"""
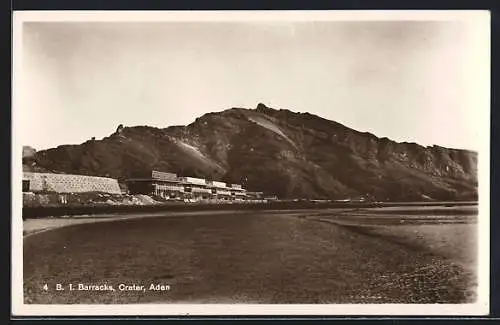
[11, 10, 491, 316]
[11, 10, 491, 22]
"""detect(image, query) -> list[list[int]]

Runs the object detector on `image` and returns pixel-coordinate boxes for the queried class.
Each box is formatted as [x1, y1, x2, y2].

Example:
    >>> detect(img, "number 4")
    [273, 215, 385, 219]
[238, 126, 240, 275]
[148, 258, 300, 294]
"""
[43, 284, 48, 291]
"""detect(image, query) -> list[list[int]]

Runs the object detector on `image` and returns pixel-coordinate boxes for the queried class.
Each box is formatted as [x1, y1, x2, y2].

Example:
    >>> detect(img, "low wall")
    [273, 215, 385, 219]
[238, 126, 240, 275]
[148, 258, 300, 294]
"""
[23, 172, 122, 194]
[21, 201, 478, 219]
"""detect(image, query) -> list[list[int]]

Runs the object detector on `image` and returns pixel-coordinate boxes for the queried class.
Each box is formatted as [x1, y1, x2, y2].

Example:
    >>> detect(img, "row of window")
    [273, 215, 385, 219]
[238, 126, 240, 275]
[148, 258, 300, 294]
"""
[153, 183, 245, 195]
[153, 185, 246, 196]
[154, 184, 184, 192]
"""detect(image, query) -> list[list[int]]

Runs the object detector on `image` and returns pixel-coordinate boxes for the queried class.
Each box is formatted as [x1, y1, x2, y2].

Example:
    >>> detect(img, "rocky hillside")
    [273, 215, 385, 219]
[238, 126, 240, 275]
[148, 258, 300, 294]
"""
[30, 103, 478, 201]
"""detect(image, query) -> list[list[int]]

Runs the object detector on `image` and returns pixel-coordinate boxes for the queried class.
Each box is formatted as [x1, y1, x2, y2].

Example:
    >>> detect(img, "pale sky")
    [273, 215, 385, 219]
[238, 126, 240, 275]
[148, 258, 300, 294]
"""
[17, 15, 489, 151]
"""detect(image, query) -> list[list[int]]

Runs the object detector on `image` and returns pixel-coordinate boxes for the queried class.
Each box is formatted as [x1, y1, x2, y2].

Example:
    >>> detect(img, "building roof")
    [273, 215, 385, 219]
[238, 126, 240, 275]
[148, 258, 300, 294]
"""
[125, 177, 181, 183]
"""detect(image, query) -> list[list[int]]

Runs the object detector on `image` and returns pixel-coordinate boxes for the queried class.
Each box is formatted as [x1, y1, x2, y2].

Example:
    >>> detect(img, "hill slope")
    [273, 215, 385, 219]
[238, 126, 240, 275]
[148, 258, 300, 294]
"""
[31, 103, 477, 201]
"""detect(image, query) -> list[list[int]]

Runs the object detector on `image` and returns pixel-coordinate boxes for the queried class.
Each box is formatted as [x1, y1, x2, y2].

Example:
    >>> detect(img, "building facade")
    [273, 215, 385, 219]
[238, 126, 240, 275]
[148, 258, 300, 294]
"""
[246, 191, 265, 200]
[178, 176, 212, 199]
[126, 170, 248, 201]
[206, 180, 232, 199]
[127, 171, 184, 198]
[227, 183, 247, 200]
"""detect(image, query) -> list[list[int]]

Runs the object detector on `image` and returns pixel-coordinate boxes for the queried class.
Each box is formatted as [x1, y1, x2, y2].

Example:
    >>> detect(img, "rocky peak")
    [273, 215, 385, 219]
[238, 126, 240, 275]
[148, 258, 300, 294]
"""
[256, 103, 275, 112]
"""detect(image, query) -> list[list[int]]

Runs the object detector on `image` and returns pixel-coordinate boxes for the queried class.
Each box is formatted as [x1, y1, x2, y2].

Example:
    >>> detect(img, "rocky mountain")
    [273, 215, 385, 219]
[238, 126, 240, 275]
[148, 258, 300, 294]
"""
[30, 103, 478, 201]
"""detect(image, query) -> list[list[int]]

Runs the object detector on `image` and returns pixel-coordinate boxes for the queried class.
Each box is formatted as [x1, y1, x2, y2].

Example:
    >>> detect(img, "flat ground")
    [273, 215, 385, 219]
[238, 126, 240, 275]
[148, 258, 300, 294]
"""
[23, 206, 477, 304]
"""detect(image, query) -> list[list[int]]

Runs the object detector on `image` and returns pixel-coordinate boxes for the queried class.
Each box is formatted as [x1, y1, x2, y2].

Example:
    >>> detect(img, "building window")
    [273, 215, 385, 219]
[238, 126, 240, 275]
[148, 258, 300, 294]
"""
[22, 180, 30, 192]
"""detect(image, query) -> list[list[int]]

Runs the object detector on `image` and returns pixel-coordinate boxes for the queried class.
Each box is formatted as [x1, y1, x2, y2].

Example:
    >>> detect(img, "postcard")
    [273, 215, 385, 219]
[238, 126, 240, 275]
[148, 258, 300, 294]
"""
[12, 10, 490, 316]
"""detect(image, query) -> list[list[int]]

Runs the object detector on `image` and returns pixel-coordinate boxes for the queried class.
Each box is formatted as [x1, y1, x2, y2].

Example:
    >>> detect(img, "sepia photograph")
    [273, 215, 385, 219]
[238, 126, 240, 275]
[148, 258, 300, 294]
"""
[12, 10, 490, 316]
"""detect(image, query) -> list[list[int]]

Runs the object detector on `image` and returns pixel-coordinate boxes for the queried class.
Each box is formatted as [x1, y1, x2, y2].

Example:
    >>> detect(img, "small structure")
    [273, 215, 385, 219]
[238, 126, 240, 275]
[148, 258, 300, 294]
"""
[22, 146, 36, 158]
[246, 191, 264, 200]
[264, 195, 279, 201]
[227, 183, 247, 200]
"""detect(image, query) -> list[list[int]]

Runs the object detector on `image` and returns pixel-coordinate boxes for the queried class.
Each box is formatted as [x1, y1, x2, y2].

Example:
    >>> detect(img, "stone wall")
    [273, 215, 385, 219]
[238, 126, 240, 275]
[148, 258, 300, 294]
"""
[23, 172, 122, 194]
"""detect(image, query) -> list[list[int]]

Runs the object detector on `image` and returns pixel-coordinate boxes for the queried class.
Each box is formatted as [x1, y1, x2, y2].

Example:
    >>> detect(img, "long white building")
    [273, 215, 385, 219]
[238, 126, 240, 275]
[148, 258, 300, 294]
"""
[126, 170, 247, 200]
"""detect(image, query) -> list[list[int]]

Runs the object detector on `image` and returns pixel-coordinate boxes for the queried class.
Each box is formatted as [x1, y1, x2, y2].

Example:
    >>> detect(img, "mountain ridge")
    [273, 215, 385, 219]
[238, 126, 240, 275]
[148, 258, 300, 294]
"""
[28, 103, 477, 201]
